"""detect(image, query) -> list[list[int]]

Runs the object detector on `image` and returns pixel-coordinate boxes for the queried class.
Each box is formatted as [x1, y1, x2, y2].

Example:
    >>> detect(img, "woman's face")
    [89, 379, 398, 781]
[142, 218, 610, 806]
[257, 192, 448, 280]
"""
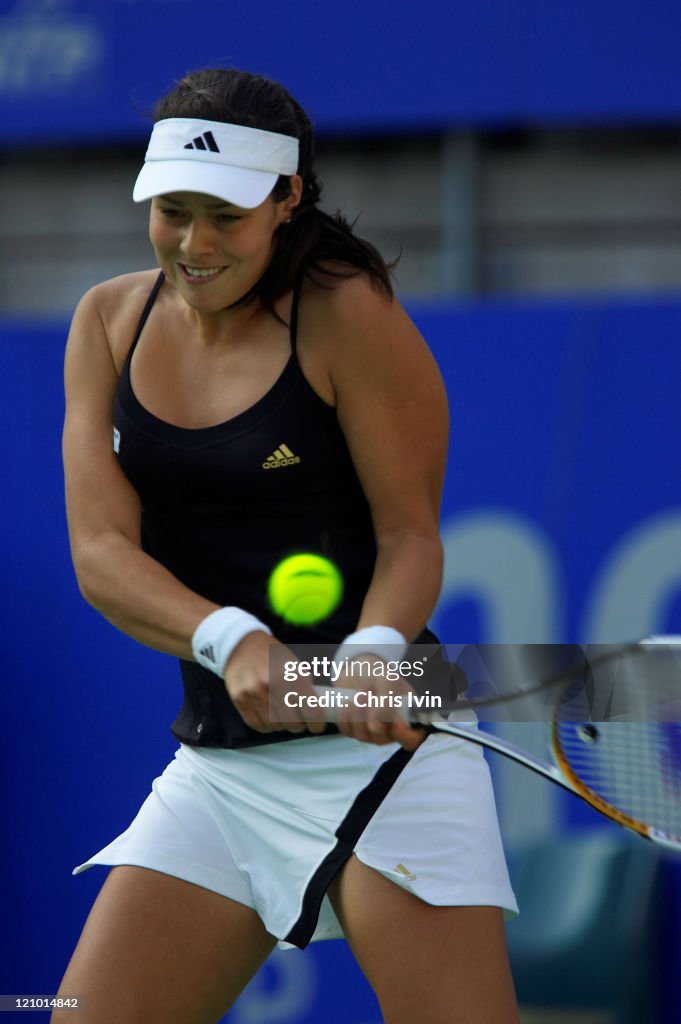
[149, 179, 301, 313]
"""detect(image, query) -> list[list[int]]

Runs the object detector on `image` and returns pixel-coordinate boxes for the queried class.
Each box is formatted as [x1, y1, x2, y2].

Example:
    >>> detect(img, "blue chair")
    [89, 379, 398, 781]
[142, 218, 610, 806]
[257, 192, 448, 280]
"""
[505, 832, 662, 1023]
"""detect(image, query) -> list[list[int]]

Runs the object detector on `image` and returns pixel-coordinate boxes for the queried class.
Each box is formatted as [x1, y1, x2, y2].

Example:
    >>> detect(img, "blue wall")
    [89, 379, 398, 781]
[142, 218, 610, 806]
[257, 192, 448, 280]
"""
[3, 0, 681, 144]
[3, 298, 681, 1019]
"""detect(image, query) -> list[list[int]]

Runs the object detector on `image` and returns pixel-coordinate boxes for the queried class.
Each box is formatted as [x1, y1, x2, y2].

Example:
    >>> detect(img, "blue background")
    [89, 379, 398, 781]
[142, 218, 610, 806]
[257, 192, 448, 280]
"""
[3, 0, 681, 144]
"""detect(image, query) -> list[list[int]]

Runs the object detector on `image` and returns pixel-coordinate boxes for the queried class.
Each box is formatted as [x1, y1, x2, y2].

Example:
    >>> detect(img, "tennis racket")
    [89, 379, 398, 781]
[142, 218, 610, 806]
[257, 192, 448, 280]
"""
[315, 638, 681, 851]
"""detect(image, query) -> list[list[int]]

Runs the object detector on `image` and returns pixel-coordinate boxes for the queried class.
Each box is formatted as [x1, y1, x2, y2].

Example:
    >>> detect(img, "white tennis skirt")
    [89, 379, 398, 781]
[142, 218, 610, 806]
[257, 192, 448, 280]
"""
[73, 730, 517, 948]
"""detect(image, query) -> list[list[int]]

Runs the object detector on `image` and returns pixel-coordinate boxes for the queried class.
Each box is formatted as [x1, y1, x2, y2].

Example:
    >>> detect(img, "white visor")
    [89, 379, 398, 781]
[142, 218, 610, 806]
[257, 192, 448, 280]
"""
[133, 118, 299, 209]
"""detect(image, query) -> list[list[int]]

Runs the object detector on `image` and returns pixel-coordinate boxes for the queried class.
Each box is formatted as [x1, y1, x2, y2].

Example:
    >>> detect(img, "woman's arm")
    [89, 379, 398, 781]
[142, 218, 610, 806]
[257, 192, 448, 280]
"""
[62, 281, 323, 735]
[322, 274, 449, 640]
[63, 282, 219, 657]
[305, 273, 449, 747]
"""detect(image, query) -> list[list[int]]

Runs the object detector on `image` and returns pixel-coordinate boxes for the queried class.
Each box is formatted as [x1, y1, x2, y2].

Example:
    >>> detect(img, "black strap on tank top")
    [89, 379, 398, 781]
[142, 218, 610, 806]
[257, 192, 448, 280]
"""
[128, 271, 165, 359]
[128, 268, 304, 360]
[289, 272, 305, 355]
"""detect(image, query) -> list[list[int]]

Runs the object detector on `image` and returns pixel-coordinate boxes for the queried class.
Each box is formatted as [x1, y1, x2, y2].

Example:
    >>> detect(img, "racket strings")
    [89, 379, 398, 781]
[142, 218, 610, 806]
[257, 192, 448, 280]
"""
[553, 646, 681, 839]
[555, 720, 681, 840]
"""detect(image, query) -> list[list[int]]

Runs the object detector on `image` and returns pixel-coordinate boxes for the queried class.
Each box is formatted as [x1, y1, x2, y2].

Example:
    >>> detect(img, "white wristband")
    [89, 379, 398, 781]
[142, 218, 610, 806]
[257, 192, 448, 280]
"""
[334, 625, 408, 665]
[191, 607, 272, 678]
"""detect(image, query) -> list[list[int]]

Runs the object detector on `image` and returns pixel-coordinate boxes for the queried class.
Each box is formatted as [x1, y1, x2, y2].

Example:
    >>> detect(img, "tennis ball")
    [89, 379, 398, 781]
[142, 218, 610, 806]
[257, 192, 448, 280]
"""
[268, 554, 343, 625]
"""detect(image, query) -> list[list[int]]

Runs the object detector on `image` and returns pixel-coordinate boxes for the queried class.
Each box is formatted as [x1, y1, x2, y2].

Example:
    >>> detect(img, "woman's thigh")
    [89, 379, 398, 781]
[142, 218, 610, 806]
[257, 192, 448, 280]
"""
[328, 855, 520, 1024]
[52, 866, 277, 1024]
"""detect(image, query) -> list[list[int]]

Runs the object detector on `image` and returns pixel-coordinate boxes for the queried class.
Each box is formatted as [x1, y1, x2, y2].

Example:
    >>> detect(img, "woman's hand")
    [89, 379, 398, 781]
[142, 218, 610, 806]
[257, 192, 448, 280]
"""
[224, 632, 327, 735]
[334, 655, 425, 751]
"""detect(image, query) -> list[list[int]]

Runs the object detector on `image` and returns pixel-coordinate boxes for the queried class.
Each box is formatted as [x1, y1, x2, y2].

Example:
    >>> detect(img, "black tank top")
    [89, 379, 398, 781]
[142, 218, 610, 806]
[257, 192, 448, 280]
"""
[113, 272, 445, 747]
[112, 272, 372, 745]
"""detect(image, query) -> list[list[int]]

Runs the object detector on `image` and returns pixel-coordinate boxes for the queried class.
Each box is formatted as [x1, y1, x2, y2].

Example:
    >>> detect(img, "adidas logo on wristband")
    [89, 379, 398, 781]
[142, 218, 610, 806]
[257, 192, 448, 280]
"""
[199, 644, 216, 665]
[192, 607, 272, 679]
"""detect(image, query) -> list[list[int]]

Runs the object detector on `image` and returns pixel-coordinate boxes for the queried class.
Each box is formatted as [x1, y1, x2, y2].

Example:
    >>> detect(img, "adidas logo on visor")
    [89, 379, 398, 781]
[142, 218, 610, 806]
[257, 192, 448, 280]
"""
[184, 131, 220, 153]
[133, 120, 300, 209]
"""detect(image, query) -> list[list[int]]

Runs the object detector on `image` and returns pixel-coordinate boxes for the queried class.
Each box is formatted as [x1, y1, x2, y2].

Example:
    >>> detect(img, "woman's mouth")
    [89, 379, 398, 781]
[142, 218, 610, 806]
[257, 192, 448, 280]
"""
[178, 264, 227, 282]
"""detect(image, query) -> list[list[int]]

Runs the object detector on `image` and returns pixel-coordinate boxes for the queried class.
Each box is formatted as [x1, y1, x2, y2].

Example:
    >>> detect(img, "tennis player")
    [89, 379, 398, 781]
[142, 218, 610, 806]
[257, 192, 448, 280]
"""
[55, 68, 519, 1024]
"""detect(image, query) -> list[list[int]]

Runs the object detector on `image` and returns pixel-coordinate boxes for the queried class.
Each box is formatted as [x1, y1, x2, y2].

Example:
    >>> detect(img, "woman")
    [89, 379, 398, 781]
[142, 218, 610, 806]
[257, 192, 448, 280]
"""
[56, 68, 518, 1024]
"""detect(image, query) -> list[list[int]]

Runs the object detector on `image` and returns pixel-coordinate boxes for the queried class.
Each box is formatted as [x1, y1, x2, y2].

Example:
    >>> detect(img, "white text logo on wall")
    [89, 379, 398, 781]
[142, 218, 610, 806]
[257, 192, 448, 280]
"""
[0, 0, 104, 94]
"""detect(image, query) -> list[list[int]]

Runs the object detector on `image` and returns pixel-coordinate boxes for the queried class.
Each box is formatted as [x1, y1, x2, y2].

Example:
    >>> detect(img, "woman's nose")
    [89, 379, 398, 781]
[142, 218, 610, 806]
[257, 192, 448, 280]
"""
[180, 218, 217, 258]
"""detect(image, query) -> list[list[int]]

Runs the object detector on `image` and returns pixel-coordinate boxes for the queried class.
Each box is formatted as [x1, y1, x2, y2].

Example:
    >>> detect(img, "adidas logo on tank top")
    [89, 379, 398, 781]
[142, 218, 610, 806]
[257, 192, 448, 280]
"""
[262, 444, 301, 469]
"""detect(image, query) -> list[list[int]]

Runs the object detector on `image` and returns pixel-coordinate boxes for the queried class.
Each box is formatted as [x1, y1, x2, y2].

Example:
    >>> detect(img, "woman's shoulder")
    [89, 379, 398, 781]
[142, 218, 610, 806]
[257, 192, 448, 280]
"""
[299, 259, 444, 391]
[301, 263, 425, 352]
[74, 269, 164, 370]
[300, 264, 401, 345]
[81, 269, 161, 322]
[304, 263, 394, 313]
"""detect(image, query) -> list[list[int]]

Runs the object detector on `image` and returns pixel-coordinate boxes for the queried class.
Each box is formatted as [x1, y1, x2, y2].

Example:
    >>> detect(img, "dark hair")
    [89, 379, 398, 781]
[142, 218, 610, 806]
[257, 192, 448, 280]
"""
[153, 68, 397, 315]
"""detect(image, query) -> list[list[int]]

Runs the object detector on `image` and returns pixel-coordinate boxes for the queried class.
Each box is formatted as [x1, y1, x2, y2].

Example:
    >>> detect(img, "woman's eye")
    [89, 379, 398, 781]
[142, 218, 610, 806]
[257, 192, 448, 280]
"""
[156, 209, 240, 223]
